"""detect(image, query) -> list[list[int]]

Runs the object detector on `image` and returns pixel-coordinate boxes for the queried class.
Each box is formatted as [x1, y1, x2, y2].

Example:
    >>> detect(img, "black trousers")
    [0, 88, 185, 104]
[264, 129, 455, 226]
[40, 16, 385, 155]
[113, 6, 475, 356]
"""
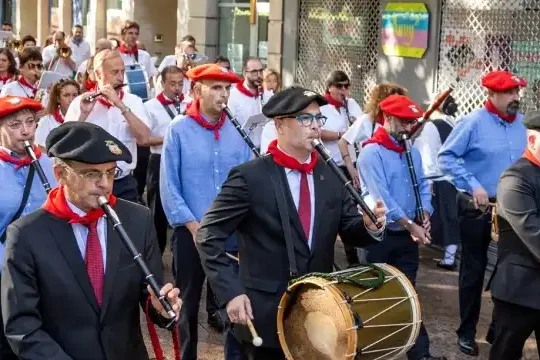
[112, 174, 139, 203]
[146, 154, 168, 255]
[225, 331, 286, 360]
[0, 274, 17, 360]
[338, 164, 360, 266]
[172, 226, 220, 360]
[456, 192, 493, 340]
[134, 145, 150, 202]
[489, 298, 540, 360]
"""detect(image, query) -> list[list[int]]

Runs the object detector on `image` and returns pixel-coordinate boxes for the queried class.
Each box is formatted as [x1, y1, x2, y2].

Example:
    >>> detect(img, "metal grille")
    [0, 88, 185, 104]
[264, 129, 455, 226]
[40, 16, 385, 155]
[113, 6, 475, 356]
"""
[437, 0, 540, 115]
[295, 0, 380, 104]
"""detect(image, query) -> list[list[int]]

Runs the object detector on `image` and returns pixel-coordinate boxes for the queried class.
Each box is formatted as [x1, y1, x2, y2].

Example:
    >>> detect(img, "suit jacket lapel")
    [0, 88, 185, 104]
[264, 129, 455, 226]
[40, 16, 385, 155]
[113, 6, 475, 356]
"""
[100, 218, 121, 322]
[48, 216, 99, 314]
[311, 160, 328, 252]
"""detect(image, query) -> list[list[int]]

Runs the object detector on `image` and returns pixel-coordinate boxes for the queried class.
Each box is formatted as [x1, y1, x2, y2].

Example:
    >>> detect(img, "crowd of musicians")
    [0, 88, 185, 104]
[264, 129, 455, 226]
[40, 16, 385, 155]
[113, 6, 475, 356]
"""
[0, 17, 538, 360]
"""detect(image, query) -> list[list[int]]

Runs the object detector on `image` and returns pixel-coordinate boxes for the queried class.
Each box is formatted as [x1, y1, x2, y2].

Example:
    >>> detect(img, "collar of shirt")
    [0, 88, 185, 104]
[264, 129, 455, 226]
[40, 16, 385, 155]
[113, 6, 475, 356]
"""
[0, 146, 17, 157]
[66, 199, 88, 217]
[277, 144, 311, 174]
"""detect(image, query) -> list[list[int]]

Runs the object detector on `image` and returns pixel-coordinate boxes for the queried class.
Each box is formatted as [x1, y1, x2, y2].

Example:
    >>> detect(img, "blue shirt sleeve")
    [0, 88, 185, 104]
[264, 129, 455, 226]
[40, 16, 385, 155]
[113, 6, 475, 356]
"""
[437, 117, 483, 193]
[159, 123, 196, 227]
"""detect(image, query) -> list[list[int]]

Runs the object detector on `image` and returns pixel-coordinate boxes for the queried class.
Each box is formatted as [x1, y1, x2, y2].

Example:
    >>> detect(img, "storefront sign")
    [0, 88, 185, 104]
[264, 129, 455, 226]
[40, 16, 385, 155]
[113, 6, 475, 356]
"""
[381, 2, 429, 58]
[308, 7, 364, 47]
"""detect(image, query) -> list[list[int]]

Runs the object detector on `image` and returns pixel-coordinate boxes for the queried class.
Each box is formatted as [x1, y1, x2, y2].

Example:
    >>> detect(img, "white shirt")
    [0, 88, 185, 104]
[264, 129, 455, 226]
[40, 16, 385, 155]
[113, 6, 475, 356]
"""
[155, 54, 191, 96]
[67, 200, 107, 270]
[320, 104, 350, 166]
[35, 114, 63, 147]
[119, 49, 157, 80]
[227, 86, 274, 148]
[260, 120, 276, 155]
[65, 92, 151, 178]
[0, 79, 36, 98]
[0, 77, 15, 92]
[76, 59, 88, 79]
[144, 96, 189, 154]
[69, 38, 91, 67]
[342, 113, 382, 149]
[42, 45, 74, 77]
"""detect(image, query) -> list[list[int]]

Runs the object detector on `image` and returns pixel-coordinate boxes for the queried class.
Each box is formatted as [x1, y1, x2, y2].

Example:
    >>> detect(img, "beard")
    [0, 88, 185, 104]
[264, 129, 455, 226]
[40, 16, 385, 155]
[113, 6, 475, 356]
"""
[507, 100, 520, 116]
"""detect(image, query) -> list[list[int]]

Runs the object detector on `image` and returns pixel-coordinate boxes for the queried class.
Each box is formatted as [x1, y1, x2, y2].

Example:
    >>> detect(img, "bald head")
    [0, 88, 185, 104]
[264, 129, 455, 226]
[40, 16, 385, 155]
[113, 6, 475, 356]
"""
[95, 38, 112, 53]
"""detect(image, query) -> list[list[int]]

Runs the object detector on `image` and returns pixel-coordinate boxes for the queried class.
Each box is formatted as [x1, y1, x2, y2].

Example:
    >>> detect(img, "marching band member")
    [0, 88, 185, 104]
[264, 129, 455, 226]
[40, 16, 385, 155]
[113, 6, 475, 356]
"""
[21, 35, 37, 48]
[65, 49, 151, 203]
[1, 121, 181, 359]
[338, 83, 407, 188]
[35, 79, 80, 151]
[0, 47, 42, 99]
[486, 111, 540, 360]
[0, 48, 16, 92]
[0, 96, 56, 360]
[42, 31, 77, 78]
[438, 70, 527, 356]
[227, 56, 274, 151]
[157, 40, 198, 95]
[76, 38, 112, 83]
[160, 63, 251, 360]
[358, 94, 446, 360]
[196, 86, 386, 359]
[143, 65, 187, 255]
[118, 20, 156, 90]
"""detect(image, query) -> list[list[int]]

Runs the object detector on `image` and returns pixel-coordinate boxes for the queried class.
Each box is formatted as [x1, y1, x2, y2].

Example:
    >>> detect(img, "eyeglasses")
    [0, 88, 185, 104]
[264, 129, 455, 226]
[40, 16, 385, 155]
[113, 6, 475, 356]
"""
[246, 69, 264, 75]
[334, 83, 350, 89]
[27, 63, 44, 70]
[277, 113, 327, 127]
[400, 119, 418, 127]
[65, 165, 119, 182]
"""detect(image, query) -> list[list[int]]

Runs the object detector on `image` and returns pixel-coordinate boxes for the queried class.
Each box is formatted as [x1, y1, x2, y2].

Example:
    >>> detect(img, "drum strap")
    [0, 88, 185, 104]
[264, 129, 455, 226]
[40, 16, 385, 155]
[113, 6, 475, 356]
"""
[271, 161, 298, 278]
[160, 103, 176, 120]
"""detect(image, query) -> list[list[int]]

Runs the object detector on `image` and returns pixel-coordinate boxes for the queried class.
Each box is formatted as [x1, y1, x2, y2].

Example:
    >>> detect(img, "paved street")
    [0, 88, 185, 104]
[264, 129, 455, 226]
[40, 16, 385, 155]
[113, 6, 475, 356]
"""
[142, 241, 538, 360]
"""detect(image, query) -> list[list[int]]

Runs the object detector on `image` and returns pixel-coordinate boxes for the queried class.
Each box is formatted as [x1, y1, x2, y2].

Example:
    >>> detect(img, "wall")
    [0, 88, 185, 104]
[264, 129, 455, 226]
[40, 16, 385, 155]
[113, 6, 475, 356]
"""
[281, 0, 299, 87]
[177, 0, 218, 61]
[133, 0, 177, 58]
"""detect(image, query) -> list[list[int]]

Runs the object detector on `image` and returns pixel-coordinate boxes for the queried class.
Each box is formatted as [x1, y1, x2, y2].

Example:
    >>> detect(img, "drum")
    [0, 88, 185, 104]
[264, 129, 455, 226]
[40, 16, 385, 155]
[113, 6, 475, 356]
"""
[124, 63, 149, 101]
[277, 264, 421, 360]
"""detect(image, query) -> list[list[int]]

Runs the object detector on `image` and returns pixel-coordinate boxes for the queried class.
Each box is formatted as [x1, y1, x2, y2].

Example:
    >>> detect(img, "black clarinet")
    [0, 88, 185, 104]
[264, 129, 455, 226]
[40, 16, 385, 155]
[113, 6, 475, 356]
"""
[341, 94, 359, 157]
[221, 104, 261, 158]
[258, 86, 264, 112]
[97, 196, 177, 330]
[173, 93, 182, 115]
[400, 134, 424, 224]
[23, 141, 51, 193]
[311, 139, 382, 228]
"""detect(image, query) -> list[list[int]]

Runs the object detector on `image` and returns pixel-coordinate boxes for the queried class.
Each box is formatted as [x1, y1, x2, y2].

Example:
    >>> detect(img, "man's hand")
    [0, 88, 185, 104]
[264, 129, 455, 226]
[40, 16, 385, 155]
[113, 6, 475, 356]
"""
[362, 199, 386, 231]
[421, 211, 431, 234]
[346, 164, 360, 189]
[409, 222, 431, 244]
[148, 283, 181, 321]
[472, 187, 489, 210]
[99, 84, 124, 108]
[185, 221, 200, 241]
[80, 92, 97, 118]
[226, 294, 253, 325]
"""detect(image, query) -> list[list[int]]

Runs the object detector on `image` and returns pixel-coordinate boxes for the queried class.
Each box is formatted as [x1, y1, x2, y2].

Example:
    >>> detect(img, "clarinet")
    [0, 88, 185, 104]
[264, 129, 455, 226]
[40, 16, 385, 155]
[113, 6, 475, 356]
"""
[258, 86, 264, 113]
[173, 93, 182, 115]
[23, 141, 51, 193]
[341, 94, 359, 157]
[97, 196, 177, 330]
[311, 139, 382, 228]
[400, 134, 424, 224]
[221, 104, 261, 158]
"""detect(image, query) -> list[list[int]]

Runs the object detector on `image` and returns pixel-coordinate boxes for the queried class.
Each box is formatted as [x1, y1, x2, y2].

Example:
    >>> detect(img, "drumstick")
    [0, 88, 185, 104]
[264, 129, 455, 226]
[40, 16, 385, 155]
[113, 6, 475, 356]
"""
[226, 252, 239, 263]
[246, 318, 263, 347]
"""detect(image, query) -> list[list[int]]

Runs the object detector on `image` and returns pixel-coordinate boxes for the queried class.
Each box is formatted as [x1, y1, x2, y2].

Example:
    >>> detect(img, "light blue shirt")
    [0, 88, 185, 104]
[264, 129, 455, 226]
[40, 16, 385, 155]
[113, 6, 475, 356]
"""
[160, 114, 252, 250]
[0, 150, 57, 270]
[437, 107, 526, 198]
[358, 138, 433, 231]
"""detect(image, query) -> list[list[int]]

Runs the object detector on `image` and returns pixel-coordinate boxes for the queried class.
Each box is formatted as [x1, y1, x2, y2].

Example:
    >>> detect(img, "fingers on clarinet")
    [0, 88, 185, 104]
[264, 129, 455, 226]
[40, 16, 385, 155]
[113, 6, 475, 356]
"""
[160, 283, 174, 296]
[147, 284, 155, 296]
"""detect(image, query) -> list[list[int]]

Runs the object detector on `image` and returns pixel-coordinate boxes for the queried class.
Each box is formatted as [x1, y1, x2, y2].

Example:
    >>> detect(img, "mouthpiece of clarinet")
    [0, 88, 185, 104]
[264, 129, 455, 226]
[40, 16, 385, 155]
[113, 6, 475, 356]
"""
[311, 138, 322, 147]
[23, 140, 32, 148]
[97, 196, 109, 206]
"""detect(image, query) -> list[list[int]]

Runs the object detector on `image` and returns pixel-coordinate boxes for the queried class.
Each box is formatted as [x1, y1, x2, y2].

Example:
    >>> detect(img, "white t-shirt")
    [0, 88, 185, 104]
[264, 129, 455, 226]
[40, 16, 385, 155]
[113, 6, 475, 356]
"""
[143, 96, 189, 154]
[42, 45, 75, 77]
[64, 92, 151, 178]
[155, 54, 191, 96]
[68, 39, 91, 68]
[0, 80, 48, 106]
[76, 59, 88, 80]
[342, 113, 381, 148]
[35, 114, 63, 147]
[119, 50, 157, 79]
[260, 120, 276, 155]
[0, 76, 15, 92]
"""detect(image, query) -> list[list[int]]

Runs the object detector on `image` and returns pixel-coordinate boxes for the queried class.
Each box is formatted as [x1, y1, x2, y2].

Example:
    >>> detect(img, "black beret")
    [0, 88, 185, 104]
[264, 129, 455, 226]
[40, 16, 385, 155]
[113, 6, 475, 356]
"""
[523, 111, 540, 130]
[262, 86, 328, 118]
[45, 122, 132, 164]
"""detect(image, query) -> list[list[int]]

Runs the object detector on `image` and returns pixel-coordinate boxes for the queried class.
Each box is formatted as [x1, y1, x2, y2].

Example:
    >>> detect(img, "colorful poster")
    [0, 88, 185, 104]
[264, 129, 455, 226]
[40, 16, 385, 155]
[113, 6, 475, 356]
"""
[381, 2, 429, 58]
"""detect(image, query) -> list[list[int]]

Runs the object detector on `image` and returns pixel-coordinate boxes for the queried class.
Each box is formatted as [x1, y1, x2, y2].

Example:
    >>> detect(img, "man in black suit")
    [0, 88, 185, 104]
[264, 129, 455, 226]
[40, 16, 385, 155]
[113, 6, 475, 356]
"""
[1, 121, 181, 360]
[196, 86, 387, 359]
[488, 111, 540, 360]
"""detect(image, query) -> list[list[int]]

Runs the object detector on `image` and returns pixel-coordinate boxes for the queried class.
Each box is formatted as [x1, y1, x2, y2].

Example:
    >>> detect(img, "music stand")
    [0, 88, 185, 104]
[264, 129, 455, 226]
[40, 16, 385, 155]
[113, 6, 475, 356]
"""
[0, 31, 14, 47]
[242, 113, 269, 134]
[37, 71, 70, 90]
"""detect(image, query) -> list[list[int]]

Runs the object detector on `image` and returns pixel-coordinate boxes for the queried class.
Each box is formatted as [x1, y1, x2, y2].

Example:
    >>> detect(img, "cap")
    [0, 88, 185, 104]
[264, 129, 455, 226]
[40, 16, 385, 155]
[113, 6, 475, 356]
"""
[262, 86, 328, 118]
[46, 122, 132, 164]
[523, 110, 540, 130]
[186, 63, 242, 83]
[379, 94, 423, 120]
[0, 96, 43, 118]
[482, 71, 527, 92]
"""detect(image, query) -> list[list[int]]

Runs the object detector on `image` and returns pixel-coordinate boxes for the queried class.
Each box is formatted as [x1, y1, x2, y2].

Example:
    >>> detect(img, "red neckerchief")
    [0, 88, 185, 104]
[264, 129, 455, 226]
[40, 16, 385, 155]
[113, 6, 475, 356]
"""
[42, 185, 117, 225]
[0, 73, 13, 83]
[18, 76, 37, 97]
[523, 148, 540, 167]
[236, 82, 258, 98]
[118, 44, 137, 55]
[375, 112, 384, 125]
[323, 93, 343, 109]
[185, 98, 226, 140]
[86, 79, 97, 92]
[97, 90, 125, 109]
[0, 146, 41, 169]
[266, 139, 318, 173]
[362, 127, 405, 154]
[485, 99, 516, 123]
[156, 92, 183, 106]
[53, 108, 65, 124]
[184, 102, 192, 114]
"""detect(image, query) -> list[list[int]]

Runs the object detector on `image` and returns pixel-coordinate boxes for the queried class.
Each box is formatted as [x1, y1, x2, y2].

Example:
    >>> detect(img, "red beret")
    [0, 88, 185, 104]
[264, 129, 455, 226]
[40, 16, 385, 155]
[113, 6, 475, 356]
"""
[482, 71, 527, 92]
[186, 64, 242, 84]
[0, 96, 43, 119]
[379, 94, 423, 120]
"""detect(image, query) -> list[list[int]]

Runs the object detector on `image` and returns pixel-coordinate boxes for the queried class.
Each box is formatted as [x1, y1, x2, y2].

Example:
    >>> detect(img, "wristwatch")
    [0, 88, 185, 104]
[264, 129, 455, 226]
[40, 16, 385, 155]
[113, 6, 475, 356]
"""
[121, 106, 131, 115]
[405, 219, 413, 230]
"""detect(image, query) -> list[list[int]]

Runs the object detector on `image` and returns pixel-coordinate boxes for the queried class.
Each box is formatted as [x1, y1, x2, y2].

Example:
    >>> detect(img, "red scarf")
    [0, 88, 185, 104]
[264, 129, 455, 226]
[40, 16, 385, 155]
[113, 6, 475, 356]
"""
[266, 139, 317, 173]
[118, 44, 137, 55]
[156, 92, 183, 106]
[523, 148, 540, 168]
[236, 82, 258, 98]
[324, 93, 343, 109]
[53, 108, 65, 124]
[18, 76, 37, 97]
[185, 99, 226, 140]
[0, 73, 13, 83]
[485, 99, 516, 123]
[42, 186, 117, 225]
[375, 112, 384, 125]
[0, 146, 41, 169]
[362, 127, 405, 154]
[97, 90, 124, 109]
[85, 79, 97, 92]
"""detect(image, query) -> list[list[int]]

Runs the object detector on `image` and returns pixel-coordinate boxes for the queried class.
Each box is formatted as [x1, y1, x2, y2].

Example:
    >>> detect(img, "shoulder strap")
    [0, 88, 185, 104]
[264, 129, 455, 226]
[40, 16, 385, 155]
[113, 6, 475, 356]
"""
[270, 159, 298, 278]
[160, 102, 176, 119]
[432, 118, 453, 144]
[0, 166, 36, 244]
